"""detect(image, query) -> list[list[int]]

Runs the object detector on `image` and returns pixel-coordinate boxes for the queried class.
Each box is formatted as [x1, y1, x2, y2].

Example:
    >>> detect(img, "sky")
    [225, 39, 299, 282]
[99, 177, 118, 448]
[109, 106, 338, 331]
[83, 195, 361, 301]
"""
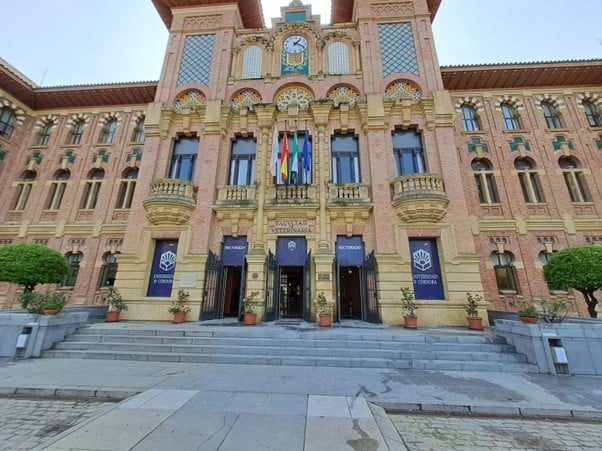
[1, 0, 600, 87]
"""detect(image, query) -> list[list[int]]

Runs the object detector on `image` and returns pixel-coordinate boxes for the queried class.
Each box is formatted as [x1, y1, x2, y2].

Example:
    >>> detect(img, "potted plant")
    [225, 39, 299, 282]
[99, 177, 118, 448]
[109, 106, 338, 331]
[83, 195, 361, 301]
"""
[105, 287, 127, 322]
[517, 299, 539, 324]
[315, 292, 333, 327]
[400, 287, 418, 329]
[538, 297, 569, 323]
[242, 290, 260, 325]
[41, 292, 66, 315]
[168, 289, 191, 323]
[465, 292, 484, 330]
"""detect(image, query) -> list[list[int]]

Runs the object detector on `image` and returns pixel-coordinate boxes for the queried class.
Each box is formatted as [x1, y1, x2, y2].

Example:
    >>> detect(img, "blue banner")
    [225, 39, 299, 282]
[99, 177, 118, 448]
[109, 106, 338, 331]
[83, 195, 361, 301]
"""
[336, 236, 364, 266]
[147, 240, 178, 297]
[276, 237, 307, 266]
[222, 236, 247, 266]
[409, 239, 444, 300]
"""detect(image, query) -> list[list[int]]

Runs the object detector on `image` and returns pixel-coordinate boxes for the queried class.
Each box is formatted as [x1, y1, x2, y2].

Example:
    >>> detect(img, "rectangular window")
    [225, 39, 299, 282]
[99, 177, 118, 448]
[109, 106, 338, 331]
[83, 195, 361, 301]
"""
[494, 265, 519, 293]
[46, 182, 67, 210]
[12, 182, 34, 210]
[81, 181, 102, 209]
[116, 180, 136, 209]
[169, 136, 199, 182]
[392, 130, 426, 176]
[229, 137, 256, 185]
[331, 134, 360, 183]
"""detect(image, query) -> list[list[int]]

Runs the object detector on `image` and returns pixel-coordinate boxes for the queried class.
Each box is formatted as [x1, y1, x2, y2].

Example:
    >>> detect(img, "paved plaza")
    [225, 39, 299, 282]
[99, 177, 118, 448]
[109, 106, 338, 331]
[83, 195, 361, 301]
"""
[0, 322, 601, 450]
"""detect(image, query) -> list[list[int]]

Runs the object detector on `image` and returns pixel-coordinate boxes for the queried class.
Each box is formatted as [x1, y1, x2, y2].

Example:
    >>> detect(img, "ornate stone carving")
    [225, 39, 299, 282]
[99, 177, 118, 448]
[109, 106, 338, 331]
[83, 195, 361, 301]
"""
[275, 86, 314, 111]
[231, 89, 262, 111]
[183, 15, 223, 30]
[384, 80, 421, 101]
[370, 2, 414, 17]
[174, 90, 207, 111]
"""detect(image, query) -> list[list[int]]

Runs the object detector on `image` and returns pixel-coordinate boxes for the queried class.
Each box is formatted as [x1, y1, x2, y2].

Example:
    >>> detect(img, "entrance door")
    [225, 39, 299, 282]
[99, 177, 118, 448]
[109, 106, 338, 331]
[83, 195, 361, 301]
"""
[279, 266, 303, 318]
[222, 266, 242, 318]
[339, 266, 362, 319]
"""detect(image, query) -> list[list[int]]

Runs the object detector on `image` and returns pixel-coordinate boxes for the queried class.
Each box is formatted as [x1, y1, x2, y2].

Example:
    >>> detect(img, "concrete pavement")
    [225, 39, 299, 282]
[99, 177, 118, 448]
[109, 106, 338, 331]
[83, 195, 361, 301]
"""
[0, 322, 600, 449]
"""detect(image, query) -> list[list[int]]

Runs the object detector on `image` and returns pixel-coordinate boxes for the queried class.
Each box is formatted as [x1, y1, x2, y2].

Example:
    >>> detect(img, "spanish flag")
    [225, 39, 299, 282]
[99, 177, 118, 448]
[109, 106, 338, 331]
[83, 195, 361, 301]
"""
[280, 122, 289, 182]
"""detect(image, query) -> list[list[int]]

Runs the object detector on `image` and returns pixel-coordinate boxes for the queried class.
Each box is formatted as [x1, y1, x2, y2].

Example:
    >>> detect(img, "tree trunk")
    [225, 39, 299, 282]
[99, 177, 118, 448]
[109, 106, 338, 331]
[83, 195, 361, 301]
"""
[582, 290, 598, 318]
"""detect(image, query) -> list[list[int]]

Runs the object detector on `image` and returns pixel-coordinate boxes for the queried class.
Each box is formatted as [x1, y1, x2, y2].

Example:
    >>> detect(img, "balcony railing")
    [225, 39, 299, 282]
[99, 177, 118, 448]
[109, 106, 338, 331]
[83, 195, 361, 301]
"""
[143, 178, 198, 225]
[390, 173, 449, 223]
[327, 183, 371, 204]
[216, 185, 256, 205]
[267, 184, 318, 204]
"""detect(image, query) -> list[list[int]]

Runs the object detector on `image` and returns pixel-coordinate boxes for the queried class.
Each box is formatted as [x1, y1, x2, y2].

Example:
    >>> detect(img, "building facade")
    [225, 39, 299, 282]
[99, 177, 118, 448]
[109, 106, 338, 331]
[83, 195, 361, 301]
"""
[0, 0, 600, 324]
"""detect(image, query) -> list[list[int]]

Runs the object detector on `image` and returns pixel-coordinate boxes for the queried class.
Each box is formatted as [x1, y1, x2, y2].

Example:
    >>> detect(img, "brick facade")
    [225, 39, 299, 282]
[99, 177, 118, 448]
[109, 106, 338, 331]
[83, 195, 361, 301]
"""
[0, 0, 600, 323]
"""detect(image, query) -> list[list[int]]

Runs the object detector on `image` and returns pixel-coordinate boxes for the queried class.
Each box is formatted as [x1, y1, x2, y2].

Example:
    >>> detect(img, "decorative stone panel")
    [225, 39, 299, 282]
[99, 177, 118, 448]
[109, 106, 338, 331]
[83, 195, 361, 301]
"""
[174, 90, 207, 111]
[384, 80, 421, 101]
[327, 85, 361, 108]
[378, 23, 419, 76]
[177, 34, 216, 86]
[275, 86, 314, 111]
[231, 89, 262, 111]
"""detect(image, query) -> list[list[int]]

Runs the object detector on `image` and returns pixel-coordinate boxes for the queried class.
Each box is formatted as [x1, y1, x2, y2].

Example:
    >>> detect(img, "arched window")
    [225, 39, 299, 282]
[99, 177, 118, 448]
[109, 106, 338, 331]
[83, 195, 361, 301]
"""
[491, 251, 519, 293]
[461, 105, 481, 131]
[242, 46, 262, 79]
[229, 137, 256, 185]
[392, 129, 426, 176]
[46, 170, 70, 210]
[69, 119, 85, 145]
[501, 103, 520, 130]
[133, 117, 145, 142]
[559, 156, 589, 202]
[116, 168, 138, 209]
[99, 119, 117, 144]
[541, 101, 563, 129]
[81, 168, 105, 209]
[328, 41, 349, 75]
[471, 159, 498, 204]
[583, 100, 602, 127]
[37, 122, 53, 146]
[98, 252, 119, 288]
[0, 106, 17, 139]
[12, 170, 37, 210]
[514, 158, 544, 203]
[63, 252, 83, 287]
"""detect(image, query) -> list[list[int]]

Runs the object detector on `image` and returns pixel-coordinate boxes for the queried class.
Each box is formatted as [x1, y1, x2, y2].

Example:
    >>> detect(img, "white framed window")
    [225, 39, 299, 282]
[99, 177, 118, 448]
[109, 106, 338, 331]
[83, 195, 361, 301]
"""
[471, 159, 498, 204]
[559, 156, 589, 202]
[242, 46, 262, 79]
[328, 42, 349, 75]
[81, 169, 104, 209]
[116, 168, 138, 209]
[514, 158, 544, 203]
[46, 170, 70, 210]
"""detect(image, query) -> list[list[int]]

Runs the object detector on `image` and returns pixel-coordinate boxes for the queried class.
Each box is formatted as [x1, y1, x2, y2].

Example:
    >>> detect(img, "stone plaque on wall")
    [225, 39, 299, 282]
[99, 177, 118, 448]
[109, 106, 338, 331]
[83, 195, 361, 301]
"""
[269, 219, 316, 235]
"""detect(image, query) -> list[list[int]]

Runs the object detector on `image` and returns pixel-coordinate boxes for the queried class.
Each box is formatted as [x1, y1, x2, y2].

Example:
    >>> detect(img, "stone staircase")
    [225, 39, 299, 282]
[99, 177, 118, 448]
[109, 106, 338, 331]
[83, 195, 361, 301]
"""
[42, 323, 537, 373]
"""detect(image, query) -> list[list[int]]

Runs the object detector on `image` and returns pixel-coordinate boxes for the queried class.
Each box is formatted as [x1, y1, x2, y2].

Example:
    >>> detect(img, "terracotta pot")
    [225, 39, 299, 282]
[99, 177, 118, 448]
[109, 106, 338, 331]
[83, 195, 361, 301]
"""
[319, 314, 332, 327]
[43, 309, 60, 316]
[403, 316, 418, 329]
[519, 316, 538, 324]
[172, 311, 187, 324]
[243, 313, 257, 325]
[467, 316, 483, 330]
[105, 310, 121, 322]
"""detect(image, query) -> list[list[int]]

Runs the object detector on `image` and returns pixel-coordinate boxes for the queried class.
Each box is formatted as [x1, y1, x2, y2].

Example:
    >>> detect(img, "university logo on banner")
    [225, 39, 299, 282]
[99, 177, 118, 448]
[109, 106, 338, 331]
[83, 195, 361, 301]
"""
[147, 240, 178, 297]
[409, 239, 444, 300]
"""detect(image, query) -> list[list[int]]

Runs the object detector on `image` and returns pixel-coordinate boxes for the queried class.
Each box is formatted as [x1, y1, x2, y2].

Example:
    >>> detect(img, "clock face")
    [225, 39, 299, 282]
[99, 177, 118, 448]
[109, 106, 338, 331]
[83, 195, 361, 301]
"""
[283, 35, 308, 54]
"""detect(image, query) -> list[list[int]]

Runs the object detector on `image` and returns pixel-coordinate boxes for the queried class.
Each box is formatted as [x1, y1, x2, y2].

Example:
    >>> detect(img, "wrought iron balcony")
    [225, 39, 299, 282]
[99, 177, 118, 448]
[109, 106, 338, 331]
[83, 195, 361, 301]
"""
[390, 173, 449, 223]
[143, 178, 198, 225]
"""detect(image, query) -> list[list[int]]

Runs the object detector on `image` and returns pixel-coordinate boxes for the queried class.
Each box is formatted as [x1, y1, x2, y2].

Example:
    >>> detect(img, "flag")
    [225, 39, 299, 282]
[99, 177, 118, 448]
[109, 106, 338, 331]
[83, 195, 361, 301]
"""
[269, 123, 279, 177]
[290, 125, 299, 183]
[302, 127, 310, 183]
[280, 122, 289, 182]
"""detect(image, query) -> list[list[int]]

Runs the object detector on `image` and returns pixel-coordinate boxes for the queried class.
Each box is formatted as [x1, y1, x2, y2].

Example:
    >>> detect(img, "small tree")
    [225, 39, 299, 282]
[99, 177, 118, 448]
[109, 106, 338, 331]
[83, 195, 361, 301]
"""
[543, 246, 602, 318]
[0, 243, 69, 292]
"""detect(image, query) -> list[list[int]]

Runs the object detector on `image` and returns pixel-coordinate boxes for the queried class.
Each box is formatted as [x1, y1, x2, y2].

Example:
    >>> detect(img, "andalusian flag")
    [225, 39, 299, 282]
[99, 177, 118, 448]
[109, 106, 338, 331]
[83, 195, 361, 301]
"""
[290, 125, 299, 183]
[280, 122, 289, 182]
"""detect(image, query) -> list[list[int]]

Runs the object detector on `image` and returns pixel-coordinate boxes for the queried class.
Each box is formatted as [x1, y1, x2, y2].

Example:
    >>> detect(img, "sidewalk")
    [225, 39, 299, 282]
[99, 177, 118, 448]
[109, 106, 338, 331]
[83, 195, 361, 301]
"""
[0, 322, 600, 450]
